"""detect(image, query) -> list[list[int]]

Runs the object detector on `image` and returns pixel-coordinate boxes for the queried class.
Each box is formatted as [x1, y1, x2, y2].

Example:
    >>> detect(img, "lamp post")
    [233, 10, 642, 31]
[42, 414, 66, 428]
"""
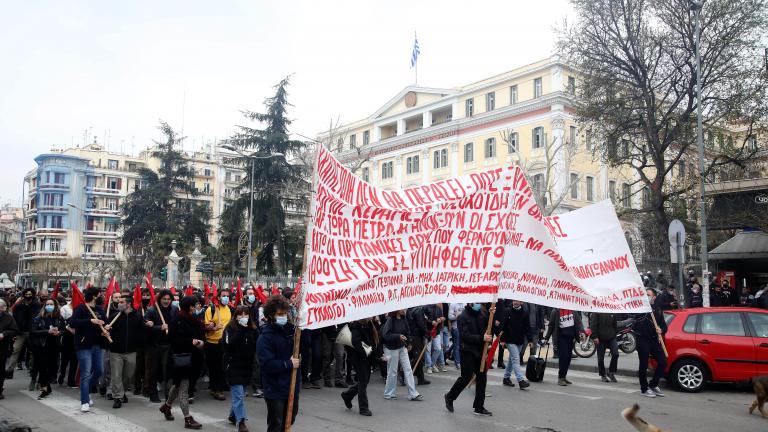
[690, 0, 710, 306]
[220, 145, 284, 282]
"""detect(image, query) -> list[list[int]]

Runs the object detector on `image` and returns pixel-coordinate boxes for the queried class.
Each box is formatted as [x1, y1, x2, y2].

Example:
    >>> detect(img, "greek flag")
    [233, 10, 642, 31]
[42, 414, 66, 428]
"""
[410, 35, 420, 68]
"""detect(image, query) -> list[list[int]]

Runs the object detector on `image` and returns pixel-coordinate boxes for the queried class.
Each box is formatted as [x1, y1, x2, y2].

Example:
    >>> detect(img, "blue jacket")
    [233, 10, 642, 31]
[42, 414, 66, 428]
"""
[257, 323, 303, 400]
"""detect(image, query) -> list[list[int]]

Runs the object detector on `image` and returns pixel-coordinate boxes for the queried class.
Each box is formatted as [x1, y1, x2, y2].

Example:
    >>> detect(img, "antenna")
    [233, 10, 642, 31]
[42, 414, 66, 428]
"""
[181, 86, 186, 139]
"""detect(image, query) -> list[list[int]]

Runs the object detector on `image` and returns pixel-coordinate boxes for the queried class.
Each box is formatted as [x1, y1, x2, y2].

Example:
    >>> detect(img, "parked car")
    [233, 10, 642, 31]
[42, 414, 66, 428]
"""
[660, 307, 768, 392]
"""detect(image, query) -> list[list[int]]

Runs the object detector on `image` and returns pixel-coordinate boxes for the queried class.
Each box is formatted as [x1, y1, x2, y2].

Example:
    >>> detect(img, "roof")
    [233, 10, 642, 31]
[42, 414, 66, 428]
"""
[709, 230, 768, 260]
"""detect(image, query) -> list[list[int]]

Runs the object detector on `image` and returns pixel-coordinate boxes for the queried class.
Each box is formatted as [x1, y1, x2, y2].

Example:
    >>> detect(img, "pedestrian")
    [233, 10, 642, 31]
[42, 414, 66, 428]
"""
[589, 312, 619, 383]
[444, 303, 494, 416]
[69, 286, 107, 412]
[687, 283, 704, 308]
[145, 289, 178, 402]
[447, 303, 464, 370]
[107, 290, 143, 409]
[204, 287, 232, 401]
[544, 308, 585, 386]
[224, 305, 258, 432]
[381, 310, 423, 401]
[0, 298, 19, 399]
[719, 280, 735, 306]
[739, 286, 754, 306]
[424, 304, 446, 373]
[159, 295, 205, 429]
[29, 297, 65, 399]
[498, 300, 532, 389]
[524, 303, 546, 362]
[5, 287, 40, 378]
[634, 288, 668, 398]
[57, 295, 78, 388]
[656, 284, 678, 311]
[257, 295, 302, 432]
[406, 306, 430, 385]
[242, 287, 264, 397]
[341, 318, 377, 416]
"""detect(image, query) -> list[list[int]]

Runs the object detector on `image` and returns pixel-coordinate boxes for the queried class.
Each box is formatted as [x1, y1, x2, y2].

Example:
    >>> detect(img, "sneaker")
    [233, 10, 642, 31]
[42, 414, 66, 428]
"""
[558, 378, 568, 386]
[608, 374, 618, 383]
[81, 403, 90, 412]
[383, 395, 397, 400]
[518, 380, 530, 390]
[341, 393, 353, 409]
[122, 395, 128, 403]
[359, 409, 372, 417]
[502, 378, 515, 387]
[444, 394, 454, 413]
[564, 379, 573, 385]
[473, 408, 493, 416]
[88, 399, 94, 405]
[601, 375, 610, 383]
[642, 389, 657, 398]
[425, 367, 433, 374]
[650, 386, 665, 397]
[439, 365, 448, 372]
[112, 399, 122, 409]
[409, 394, 424, 401]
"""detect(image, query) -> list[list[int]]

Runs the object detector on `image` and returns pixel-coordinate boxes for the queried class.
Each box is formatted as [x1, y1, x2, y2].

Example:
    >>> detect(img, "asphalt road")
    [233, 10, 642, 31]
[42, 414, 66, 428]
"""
[0, 364, 763, 432]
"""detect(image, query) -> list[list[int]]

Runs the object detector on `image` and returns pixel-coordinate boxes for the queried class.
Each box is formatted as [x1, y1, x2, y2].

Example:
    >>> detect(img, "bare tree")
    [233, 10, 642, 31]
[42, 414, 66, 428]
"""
[318, 116, 372, 175]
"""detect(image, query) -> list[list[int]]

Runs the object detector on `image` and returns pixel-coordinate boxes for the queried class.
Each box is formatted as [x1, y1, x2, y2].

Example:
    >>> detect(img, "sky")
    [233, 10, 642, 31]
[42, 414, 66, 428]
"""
[0, 0, 573, 206]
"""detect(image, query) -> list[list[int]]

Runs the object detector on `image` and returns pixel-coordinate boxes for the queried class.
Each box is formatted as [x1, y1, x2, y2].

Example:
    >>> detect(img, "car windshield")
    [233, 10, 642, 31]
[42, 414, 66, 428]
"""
[663, 311, 675, 326]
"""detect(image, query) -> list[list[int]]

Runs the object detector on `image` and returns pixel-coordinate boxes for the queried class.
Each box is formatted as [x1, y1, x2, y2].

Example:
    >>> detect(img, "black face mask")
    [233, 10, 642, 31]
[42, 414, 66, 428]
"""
[24, 296, 33, 302]
[142, 299, 151, 306]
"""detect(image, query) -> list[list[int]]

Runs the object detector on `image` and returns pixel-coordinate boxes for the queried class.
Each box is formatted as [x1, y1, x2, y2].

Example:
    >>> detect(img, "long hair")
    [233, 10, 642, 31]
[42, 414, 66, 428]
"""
[227, 304, 256, 331]
[39, 300, 61, 319]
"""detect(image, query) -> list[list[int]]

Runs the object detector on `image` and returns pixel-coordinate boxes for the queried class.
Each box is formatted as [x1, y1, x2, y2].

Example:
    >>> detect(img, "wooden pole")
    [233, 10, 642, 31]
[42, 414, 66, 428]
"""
[84, 302, 112, 343]
[479, 303, 497, 373]
[649, 311, 669, 357]
[411, 340, 429, 370]
[108, 310, 121, 327]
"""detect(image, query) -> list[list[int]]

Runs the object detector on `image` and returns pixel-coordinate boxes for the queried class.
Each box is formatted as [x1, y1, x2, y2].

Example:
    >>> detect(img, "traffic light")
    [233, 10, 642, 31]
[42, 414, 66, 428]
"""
[160, 266, 167, 281]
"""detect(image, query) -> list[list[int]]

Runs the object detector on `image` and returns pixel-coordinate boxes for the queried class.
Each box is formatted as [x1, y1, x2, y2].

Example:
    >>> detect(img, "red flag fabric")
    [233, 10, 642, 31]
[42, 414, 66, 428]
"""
[145, 272, 156, 306]
[235, 278, 243, 306]
[71, 281, 85, 310]
[104, 277, 116, 303]
[132, 283, 142, 310]
[271, 283, 280, 296]
[203, 280, 211, 305]
[211, 282, 219, 306]
[170, 286, 177, 296]
[185, 284, 193, 297]
[51, 281, 61, 300]
[255, 285, 267, 304]
[430, 326, 438, 339]
[115, 281, 120, 295]
[485, 333, 503, 371]
[291, 279, 301, 301]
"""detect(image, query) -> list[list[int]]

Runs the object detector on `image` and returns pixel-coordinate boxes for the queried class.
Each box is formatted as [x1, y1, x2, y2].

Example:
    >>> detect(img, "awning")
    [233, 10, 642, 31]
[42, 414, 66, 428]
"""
[709, 230, 768, 260]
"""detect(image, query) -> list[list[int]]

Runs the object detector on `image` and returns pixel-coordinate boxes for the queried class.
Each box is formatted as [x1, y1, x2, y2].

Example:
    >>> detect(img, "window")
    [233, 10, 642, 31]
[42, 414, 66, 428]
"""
[108, 160, 118, 170]
[225, 171, 232, 182]
[381, 161, 394, 180]
[86, 176, 96, 188]
[104, 241, 116, 254]
[203, 183, 211, 193]
[106, 198, 118, 211]
[86, 197, 97, 209]
[678, 163, 685, 179]
[510, 85, 518, 104]
[484, 138, 496, 159]
[51, 215, 62, 229]
[49, 238, 61, 252]
[567, 76, 576, 94]
[433, 149, 448, 169]
[622, 183, 631, 208]
[620, 139, 630, 158]
[609, 180, 617, 202]
[586, 176, 594, 201]
[570, 174, 579, 199]
[464, 143, 474, 163]
[532, 127, 544, 149]
[747, 135, 758, 151]
[507, 132, 519, 153]
[234, 174, 242, 182]
[84, 243, 93, 253]
[642, 186, 650, 208]
[349, 134, 356, 149]
[107, 177, 120, 190]
[585, 129, 593, 151]
[534, 77, 542, 98]
[485, 92, 495, 111]
[532, 174, 545, 204]
[570, 126, 577, 147]
[362, 167, 370, 182]
[106, 223, 118, 233]
[53, 172, 65, 184]
[363, 130, 370, 145]
[204, 168, 212, 177]
[465, 98, 474, 117]
[683, 315, 698, 333]
[406, 155, 420, 175]
[700, 313, 745, 336]
[748, 313, 768, 338]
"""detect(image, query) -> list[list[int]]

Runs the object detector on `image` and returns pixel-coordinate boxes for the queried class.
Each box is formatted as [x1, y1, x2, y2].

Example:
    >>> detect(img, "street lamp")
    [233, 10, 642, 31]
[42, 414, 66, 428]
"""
[220, 145, 285, 282]
[690, 0, 710, 306]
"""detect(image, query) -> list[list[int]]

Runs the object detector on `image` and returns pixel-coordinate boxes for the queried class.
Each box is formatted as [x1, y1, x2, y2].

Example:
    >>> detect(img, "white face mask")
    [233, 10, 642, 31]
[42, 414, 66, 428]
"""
[237, 316, 249, 327]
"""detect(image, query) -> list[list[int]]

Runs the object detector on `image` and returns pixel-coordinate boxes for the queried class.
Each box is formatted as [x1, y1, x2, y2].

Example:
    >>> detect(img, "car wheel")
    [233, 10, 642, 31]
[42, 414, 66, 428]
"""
[671, 359, 708, 393]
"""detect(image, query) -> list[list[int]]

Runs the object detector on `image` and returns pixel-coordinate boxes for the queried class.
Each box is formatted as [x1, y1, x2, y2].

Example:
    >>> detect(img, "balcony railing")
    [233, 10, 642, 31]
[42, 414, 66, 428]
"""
[83, 230, 120, 239]
[38, 205, 68, 213]
[33, 228, 67, 236]
[85, 207, 120, 216]
[20, 250, 68, 259]
[82, 251, 117, 260]
[85, 186, 122, 195]
[38, 183, 69, 190]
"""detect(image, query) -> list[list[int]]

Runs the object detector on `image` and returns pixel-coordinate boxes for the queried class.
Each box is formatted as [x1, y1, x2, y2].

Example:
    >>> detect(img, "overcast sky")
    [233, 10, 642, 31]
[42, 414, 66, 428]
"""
[0, 0, 573, 206]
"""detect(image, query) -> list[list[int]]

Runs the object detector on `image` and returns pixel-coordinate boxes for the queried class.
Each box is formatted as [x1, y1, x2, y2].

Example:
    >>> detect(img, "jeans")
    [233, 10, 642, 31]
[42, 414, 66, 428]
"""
[440, 327, 450, 357]
[557, 333, 574, 379]
[596, 338, 619, 376]
[446, 351, 487, 410]
[424, 337, 433, 369]
[450, 324, 461, 365]
[266, 396, 299, 432]
[503, 343, 525, 381]
[637, 337, 666, 392]
[383, 347, 419, 399]
[230, 384, 247, 423]
[109, 352, 136, 399]
[76, 346, 103, 404]
[430, 335, 444, 367]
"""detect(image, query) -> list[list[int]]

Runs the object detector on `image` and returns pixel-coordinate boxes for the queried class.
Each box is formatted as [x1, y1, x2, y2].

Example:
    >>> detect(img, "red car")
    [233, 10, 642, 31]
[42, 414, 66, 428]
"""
[661, 307, 768, 392]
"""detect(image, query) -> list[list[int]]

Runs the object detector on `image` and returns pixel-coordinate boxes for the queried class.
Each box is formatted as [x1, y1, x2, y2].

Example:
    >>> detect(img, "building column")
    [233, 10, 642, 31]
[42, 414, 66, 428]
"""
[421, 150, 430, 185]
[423, 111, 432, 128]
[397, 119, 406, 136]
[394, 156, 403, 189]
[371, 160, 379, 186]
[450, 143, 459, 177]
[373, 127, 381, 142]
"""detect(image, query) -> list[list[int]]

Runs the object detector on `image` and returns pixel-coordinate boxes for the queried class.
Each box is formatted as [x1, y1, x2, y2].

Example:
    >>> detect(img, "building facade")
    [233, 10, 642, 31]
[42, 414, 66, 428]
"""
[0, 205, 23, 254]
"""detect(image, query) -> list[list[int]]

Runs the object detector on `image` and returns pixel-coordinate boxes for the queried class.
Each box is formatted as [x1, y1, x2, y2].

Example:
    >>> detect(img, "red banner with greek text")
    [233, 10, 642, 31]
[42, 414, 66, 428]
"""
[299, 147, 649, 329]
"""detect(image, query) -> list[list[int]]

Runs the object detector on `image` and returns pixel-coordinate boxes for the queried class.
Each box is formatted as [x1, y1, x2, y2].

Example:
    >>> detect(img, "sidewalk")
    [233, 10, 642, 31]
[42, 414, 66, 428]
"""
[495, 345, 640, 377]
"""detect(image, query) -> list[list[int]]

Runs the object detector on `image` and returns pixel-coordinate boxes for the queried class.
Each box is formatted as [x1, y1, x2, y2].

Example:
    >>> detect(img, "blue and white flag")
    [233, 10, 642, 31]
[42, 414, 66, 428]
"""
[410, 35, 420, 68]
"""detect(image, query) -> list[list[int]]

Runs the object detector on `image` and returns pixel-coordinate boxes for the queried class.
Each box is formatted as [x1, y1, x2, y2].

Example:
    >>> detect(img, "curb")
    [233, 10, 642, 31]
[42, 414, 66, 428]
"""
[568, 362, 636, 377]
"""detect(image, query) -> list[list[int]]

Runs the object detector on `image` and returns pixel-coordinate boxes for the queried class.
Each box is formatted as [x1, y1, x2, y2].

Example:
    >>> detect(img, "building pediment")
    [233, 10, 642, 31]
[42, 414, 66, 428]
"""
[372, 86, 457, 120]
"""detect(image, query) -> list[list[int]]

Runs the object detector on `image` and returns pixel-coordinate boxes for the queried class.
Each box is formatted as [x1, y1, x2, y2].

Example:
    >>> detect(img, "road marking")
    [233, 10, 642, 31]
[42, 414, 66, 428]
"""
[536, 389, 602, 400]
[133, 393, 231, 430]
[20, 390, 147, 432]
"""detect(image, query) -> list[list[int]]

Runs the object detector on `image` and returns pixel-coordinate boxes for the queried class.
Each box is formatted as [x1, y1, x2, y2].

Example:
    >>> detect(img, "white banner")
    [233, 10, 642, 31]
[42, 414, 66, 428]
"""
[299, 147, 649, 329]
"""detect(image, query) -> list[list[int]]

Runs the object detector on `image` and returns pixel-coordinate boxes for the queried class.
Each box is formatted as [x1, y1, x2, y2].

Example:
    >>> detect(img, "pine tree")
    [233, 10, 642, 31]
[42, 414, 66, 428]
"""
[219, 77, 308, 275]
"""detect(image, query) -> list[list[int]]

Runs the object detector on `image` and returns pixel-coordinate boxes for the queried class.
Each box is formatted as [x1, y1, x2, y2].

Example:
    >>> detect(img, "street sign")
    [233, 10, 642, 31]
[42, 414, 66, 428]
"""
[668, 219, 686, 246]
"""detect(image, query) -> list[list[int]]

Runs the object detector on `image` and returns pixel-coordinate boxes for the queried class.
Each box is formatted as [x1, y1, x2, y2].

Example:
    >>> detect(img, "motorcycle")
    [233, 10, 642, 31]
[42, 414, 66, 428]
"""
[573, 321, 637, 358]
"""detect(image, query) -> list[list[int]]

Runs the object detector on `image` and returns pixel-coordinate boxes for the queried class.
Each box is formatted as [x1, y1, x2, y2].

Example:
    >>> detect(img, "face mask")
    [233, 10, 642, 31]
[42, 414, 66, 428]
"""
[275, 315, 288, 326]
[513, 305, 522, 310]
[24, 296, 33, 302]
[172, 300, 179, 308]
[220, 296, 230, 306]
[238, 316, 249, 327]
[44, 305, 55, 313]
[117, 303, 127, 312]
[471, 304, 482, 312]
[142, 299, 150, 306]
[195, 308, 203, 315]
[247, 294, 256, 304]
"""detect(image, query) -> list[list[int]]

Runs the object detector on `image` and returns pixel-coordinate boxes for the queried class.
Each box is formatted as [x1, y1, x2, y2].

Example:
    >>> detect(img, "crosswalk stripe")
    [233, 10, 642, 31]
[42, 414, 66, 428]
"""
[20, 390, 147, 432]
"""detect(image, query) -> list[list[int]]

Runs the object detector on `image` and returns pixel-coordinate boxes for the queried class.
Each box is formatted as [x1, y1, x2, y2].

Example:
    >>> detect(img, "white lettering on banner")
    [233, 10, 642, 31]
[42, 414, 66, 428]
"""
[299, 147, 650, 329]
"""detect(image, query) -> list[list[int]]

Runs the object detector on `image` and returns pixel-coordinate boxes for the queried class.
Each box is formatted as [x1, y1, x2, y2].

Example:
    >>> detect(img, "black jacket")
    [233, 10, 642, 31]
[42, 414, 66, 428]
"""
[223, 324, 257, 386]
[145, 304, 178, 346]
[12, 300, 40, 332]
[544, 309, 584, 342]
[687, 290, 704, 308]
[633, 306, 668, 340]
[589, 313, 618, 342]
[347, 320, 377, 365]
[656, 291, 678, 311]
[499, 305, 533, 345]
[457, 305, 488, 356]
[108, 309, 144, 353]
[407, 307, 428, 338]
[423, 304, 443, 332]
[0, 311, 18, 348]
[169, 312, 205, 382]
[70, 304, 107, 350]
[29, 315, 65, 350]
[381, 315, 411, 350]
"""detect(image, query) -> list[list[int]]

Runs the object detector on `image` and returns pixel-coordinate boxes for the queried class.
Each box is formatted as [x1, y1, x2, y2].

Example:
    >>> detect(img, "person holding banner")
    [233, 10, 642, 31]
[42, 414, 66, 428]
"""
[444, 303, 494, 416]
[145, 289, 178, 403]
[69, 286, 107, 412]
[634, 289, 668, 398]
[341, 317, 378, 416]
[543, 308, 585, 386]
[381, 310, 423, 401]
[499, 300, 533, 389]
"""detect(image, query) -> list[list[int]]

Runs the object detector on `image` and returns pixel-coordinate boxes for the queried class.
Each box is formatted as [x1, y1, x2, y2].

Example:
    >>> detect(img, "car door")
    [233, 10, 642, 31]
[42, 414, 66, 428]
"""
[696, 312, 755, 381]
[746, 312, 768, 375]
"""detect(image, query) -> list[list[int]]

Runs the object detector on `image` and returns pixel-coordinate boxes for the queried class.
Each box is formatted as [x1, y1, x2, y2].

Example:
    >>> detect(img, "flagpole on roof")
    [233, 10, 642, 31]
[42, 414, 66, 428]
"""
[414, 30, 418, 85]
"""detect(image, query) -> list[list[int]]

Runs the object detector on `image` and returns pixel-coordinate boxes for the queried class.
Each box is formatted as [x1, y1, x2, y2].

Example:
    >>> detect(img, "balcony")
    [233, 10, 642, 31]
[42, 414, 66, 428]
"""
[20, 250, 68, 259]
[33, 228, 67, 236]
[38, 205, 68, 213]
[704, 176, 768, 196]
[85, 186, 122, 196]
[82, 251, 117, 260]
[83, 230, 120, 239]
[38, 183, 69, 191]
[85, 207, 120, 216]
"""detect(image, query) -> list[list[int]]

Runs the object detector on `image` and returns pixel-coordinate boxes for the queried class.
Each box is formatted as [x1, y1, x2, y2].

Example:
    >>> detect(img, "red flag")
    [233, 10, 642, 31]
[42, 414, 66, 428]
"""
[211, 282, 219, 306]
[485, 333, 503, 371]
[51, 281, 61, 300]
[145, 272, 157, 306]
[170, 286, 177, 296]
[291, 279, 301, 301]
[132, 283, 142, 310]
[235, 277, 243, 306]
[185, 284, 193, 297]
[430, 326, 438, 339]
[104, 276, 116, 303]
[115, 280, 120, 295]
[71, 281, 85, 310]
[271, 283, 280, 296]
[203, 280, 211, 305]
[255, 285, 267, 304]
